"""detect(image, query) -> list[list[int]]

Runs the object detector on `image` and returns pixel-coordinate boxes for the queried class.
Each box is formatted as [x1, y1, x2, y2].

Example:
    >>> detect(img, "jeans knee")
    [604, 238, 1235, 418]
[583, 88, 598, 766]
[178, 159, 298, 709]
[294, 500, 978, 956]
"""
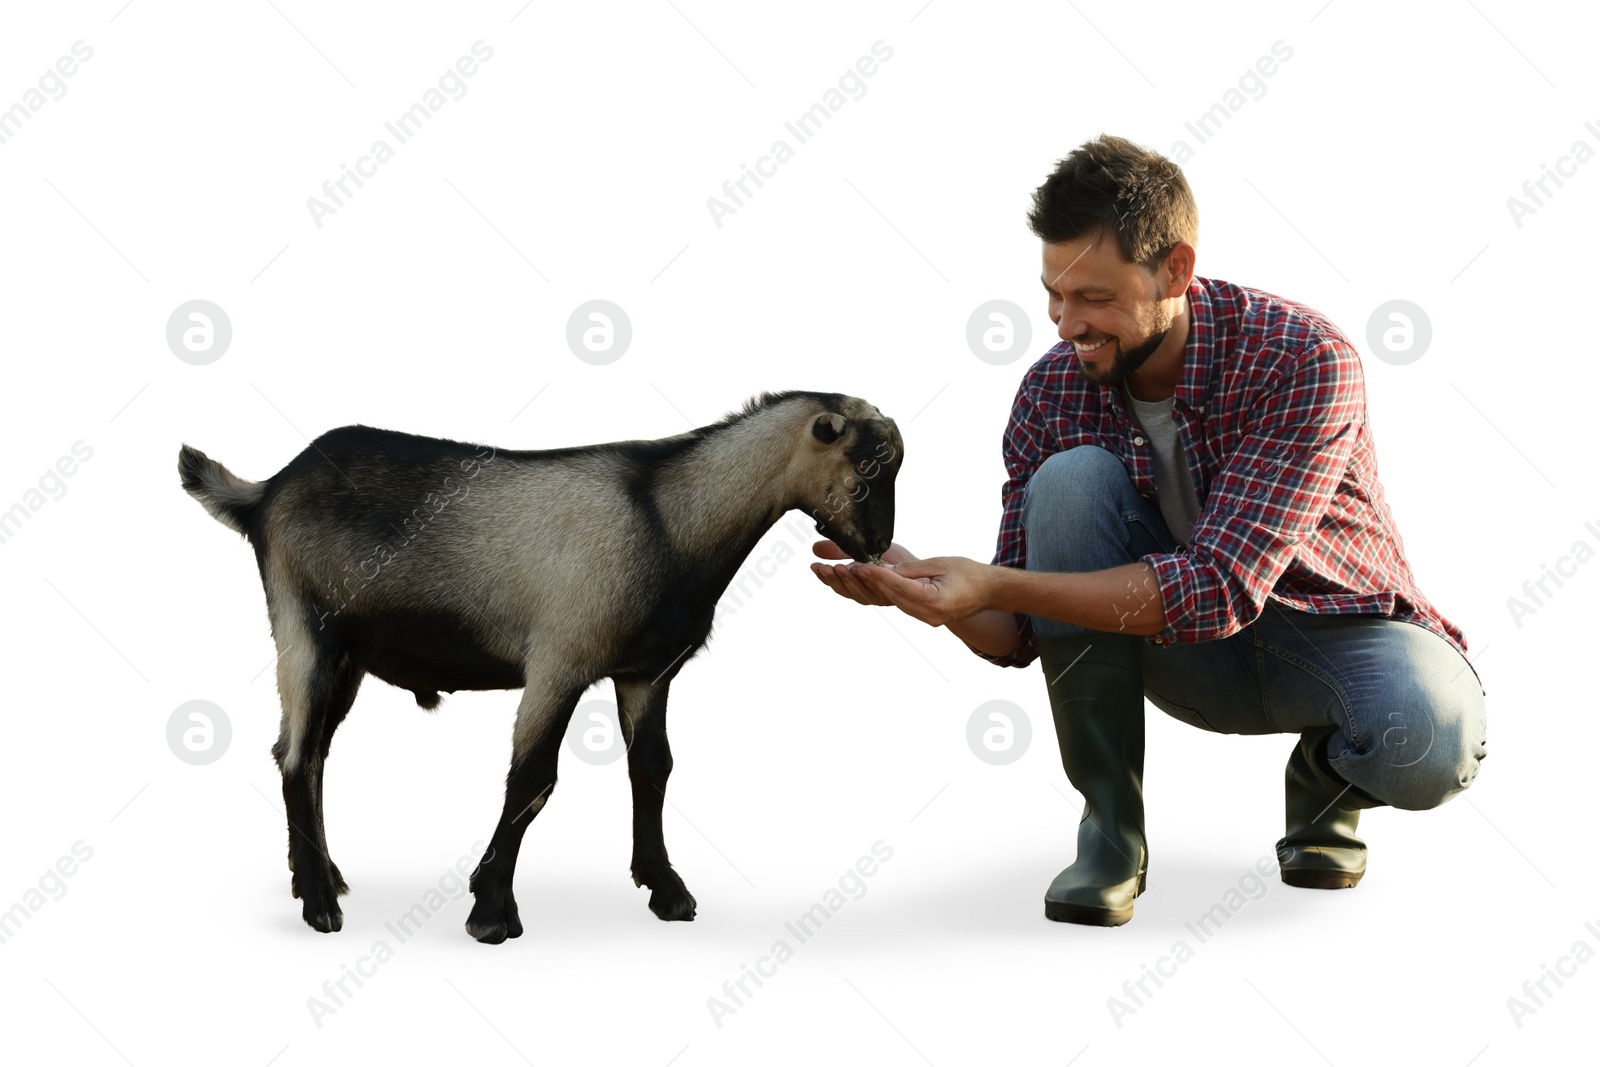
[1022, 445, 1149, 579]
[1424, 717, 1486, 810]
[1030, 445, 1121, 494]
[1024, 447, 1124, 527]
[1391, 748, 1484, 811]
[1340, 694, 1487, 811]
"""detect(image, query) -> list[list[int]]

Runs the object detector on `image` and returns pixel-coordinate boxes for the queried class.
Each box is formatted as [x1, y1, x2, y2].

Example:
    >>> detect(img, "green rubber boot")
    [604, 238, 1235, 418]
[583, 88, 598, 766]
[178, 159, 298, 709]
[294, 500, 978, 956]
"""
[1276, 727, 1380, 889]
[1038, 632, 1148, 927]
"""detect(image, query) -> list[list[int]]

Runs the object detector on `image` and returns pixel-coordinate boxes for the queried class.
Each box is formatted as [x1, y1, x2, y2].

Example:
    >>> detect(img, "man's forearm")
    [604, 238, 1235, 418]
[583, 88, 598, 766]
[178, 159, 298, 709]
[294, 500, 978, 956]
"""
[984, 561, 1169, 637]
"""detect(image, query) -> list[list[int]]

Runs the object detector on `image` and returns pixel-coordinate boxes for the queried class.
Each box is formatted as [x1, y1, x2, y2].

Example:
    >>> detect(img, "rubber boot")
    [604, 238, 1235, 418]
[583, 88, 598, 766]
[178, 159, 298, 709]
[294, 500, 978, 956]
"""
[1038, 632, 1147, 927]
[1276, 727, 1380, 889]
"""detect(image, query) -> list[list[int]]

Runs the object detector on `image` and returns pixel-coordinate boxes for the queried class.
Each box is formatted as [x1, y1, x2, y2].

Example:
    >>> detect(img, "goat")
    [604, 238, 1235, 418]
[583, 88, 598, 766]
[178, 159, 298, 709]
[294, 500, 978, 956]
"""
[178, 390, 903, 942]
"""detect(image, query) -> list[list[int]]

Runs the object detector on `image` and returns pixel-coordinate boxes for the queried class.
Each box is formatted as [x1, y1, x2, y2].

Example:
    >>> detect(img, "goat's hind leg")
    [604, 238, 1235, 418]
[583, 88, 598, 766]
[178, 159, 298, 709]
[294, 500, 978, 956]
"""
[271, 619, 363, 933]
[617, 677, 696, 921]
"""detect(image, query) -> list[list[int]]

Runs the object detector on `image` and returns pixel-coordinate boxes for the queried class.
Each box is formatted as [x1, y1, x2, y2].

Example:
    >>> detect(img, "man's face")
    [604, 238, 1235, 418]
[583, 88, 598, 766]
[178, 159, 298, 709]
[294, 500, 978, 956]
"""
[1041, 232, 1179, 390]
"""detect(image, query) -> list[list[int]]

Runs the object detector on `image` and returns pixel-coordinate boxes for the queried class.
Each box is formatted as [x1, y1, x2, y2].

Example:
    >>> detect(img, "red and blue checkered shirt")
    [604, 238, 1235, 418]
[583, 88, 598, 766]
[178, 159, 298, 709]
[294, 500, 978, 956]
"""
[975, 275, 1472, 679]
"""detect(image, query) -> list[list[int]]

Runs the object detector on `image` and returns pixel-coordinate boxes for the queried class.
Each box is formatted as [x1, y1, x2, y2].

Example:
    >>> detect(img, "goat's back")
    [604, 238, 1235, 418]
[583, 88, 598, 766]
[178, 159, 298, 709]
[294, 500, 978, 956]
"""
[257, 425, 673, 662]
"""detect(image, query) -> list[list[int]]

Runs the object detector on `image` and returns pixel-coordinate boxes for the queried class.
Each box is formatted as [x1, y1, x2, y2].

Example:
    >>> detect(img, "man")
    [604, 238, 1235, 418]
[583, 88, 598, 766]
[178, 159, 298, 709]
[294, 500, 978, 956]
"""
[811, 133, 1487, 927]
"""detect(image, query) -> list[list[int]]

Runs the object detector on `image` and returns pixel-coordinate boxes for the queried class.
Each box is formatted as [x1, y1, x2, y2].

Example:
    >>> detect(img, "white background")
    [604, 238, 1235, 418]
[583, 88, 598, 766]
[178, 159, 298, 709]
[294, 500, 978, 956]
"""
[1, 1, 1594, 1063]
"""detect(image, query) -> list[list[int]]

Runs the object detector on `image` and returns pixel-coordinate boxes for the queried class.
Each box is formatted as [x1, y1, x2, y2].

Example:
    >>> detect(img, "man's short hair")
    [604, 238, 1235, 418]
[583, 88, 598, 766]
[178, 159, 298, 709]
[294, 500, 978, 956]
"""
[1027, 134, 1199, 273]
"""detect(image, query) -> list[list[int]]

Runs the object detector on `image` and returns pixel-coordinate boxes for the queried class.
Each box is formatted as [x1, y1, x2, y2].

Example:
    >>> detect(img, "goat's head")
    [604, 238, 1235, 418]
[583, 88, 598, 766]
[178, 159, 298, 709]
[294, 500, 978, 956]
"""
[789, 395, 904, 563]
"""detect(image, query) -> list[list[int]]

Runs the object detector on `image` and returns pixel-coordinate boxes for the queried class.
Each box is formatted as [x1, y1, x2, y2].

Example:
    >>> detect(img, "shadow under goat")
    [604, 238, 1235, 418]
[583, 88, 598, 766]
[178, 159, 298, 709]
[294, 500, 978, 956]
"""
[178, 390, 903, 943]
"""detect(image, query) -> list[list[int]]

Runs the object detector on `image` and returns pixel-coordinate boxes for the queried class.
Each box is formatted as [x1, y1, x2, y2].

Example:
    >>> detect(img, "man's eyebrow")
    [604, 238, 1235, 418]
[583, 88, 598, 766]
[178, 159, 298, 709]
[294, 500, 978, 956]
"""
[1040, 276, 1115, 295]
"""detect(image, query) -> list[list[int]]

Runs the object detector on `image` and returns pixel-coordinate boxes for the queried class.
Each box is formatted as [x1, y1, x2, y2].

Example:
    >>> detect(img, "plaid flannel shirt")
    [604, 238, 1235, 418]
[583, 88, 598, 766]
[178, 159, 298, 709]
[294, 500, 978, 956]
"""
[974, 275, 1471, 679]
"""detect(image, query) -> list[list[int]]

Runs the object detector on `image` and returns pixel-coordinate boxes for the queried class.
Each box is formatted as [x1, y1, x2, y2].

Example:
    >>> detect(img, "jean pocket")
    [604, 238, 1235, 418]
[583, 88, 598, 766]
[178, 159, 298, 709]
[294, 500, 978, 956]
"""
[1123, 508, 1178, 556]
[1145, 690, 1219, 732]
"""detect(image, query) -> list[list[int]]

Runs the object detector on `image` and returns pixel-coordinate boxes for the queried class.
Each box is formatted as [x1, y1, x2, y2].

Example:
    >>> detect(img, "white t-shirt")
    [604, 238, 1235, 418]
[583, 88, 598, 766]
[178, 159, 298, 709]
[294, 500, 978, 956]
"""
[1121, 383, 1202, 547]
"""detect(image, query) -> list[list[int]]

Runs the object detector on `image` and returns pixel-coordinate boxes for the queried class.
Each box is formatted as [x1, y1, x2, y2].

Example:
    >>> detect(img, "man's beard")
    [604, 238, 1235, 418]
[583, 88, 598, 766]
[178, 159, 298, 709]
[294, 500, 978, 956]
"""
[1084, 302, 1174, 389]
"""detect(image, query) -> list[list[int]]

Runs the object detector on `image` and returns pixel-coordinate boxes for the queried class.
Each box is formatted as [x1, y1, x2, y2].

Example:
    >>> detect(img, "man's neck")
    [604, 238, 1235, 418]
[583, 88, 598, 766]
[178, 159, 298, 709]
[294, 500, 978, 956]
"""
[1124, 293, 1190, 402]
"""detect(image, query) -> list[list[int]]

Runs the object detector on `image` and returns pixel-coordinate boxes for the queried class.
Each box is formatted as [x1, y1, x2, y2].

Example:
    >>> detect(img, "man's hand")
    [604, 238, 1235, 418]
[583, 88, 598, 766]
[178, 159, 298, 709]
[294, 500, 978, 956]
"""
[853, 556, 993, 626]
[812, 539, 1170, 645]
[810, 540, 918, 606]
[813, 541, 994, 627]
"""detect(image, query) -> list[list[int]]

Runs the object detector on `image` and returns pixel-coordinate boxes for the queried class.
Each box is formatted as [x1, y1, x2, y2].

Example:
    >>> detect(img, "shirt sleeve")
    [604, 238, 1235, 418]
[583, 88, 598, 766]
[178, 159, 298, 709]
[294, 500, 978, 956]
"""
[967, 379, 1054, 668]
[1144, 336, 1365, 644]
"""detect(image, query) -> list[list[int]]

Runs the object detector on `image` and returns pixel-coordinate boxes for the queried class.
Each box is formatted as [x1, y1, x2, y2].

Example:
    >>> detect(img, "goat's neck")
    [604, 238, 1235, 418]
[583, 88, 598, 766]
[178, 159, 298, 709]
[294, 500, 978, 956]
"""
[654, 415, 794, 560]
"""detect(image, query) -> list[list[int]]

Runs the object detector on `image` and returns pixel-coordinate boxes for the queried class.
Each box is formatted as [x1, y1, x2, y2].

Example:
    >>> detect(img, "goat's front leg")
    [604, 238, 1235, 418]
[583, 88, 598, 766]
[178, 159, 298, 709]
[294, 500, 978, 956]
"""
[466, 677, 582, 944]
[616, 676, 696, 921]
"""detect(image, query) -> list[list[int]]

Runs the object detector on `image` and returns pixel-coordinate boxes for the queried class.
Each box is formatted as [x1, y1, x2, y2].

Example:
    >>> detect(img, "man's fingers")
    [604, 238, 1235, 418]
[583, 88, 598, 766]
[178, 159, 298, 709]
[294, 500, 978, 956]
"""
[852, 565, 928, 608]
[833, 564, 889, 605]
[814, 557, 956, 628]
[811, 563, 857, 601]
[881, 542, 918, 566]
[811, 539, 850, 560]
[811, 562, 883, 606]
[854, 563, 925, 595]
[884, 557, 947, 580]
[813, 555, 953, 623]
[853, 565, 944, 624]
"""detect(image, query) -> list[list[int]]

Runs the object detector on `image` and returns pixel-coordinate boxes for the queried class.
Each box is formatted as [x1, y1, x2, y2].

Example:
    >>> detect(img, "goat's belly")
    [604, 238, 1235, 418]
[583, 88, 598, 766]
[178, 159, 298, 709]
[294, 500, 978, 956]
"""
[335, 609, 526, 693]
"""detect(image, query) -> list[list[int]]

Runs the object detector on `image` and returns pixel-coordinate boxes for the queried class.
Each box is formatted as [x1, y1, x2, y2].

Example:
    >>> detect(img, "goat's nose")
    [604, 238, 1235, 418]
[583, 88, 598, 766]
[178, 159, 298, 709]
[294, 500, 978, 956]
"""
[871, 532, 892, 554]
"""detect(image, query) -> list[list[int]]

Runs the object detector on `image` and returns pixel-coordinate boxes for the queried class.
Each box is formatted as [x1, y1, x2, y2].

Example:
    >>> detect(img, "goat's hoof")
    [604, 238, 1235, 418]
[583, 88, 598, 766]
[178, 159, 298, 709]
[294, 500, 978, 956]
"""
[636, 867, 697, 922]
[650, 886, 697, 922]
[465, 895, 523, 944]
[302, 902, 344, 933]
[292, 868, 346, 931]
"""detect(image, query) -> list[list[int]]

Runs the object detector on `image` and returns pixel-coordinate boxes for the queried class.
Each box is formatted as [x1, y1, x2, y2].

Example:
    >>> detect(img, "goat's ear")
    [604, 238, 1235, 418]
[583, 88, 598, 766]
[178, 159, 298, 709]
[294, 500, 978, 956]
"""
[811, 412, 847, 444]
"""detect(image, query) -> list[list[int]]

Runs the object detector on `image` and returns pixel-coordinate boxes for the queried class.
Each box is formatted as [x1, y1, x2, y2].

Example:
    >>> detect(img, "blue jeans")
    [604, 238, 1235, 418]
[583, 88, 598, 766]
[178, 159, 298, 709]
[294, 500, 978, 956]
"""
[1022, 445, 1487, 811]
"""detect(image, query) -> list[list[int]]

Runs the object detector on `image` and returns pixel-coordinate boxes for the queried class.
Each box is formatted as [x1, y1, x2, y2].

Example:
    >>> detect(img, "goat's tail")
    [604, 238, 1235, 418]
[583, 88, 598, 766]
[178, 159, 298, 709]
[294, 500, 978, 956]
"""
[178, 444, 266, 538]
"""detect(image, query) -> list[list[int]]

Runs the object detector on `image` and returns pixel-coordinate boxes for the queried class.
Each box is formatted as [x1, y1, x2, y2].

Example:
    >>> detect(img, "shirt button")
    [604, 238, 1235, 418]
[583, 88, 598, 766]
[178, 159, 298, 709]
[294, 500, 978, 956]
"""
[1133, 435, 1145, 446]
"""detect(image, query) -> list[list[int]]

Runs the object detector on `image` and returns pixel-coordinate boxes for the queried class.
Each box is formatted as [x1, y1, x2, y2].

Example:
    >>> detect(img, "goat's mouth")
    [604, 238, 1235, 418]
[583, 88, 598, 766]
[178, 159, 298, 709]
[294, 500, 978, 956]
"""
[813, 518, 868, 563]
[812, 517, 888, 564]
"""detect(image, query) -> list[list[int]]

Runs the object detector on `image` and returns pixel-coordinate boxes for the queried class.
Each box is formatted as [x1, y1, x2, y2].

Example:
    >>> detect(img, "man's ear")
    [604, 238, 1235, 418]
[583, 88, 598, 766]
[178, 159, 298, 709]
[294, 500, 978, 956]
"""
[1161, 240, 1196, 297]
[812, 412, 847, 444]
